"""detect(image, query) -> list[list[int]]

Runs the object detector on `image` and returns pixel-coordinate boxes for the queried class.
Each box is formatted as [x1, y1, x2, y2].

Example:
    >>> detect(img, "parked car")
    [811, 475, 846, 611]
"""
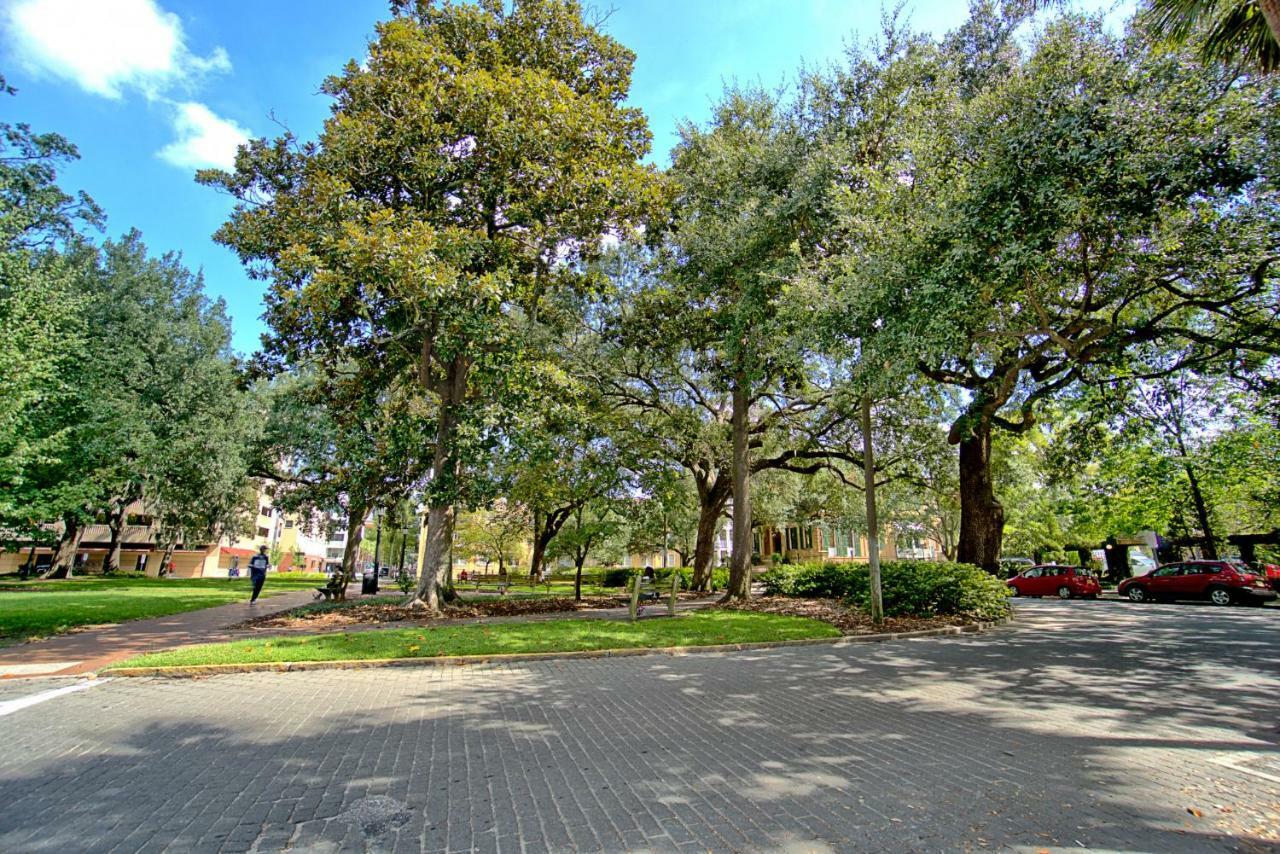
[1007, 565, 1102, 599]
[1117, 560, 1278, 606]
[1257, 563, 1280, 593]
[1128, 552, 1157, 576]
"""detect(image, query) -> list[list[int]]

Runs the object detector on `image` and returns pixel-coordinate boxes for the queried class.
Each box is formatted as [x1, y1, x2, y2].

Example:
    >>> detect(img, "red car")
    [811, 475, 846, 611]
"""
[1007, 565, 1102, 599]
[1118, 560, 1278, 606]
[1262, 563, 1280, 593]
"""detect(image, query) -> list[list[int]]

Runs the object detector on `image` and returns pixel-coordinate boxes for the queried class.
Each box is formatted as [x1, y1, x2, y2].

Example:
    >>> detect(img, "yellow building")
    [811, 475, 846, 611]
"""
[0, 486, 332, 578]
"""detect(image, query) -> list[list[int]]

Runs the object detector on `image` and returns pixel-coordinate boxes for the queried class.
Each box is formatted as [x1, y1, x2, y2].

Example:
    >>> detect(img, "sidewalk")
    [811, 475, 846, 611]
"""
[0, 586, 345, 678]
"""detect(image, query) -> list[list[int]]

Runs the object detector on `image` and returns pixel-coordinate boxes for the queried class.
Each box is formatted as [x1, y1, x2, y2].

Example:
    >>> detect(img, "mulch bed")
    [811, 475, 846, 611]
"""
[234, 594, 645, 631]
[716, 596, 973, 635]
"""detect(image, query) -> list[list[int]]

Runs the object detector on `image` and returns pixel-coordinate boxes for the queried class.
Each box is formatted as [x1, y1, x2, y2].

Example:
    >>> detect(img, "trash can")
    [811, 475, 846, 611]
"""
[361, 570, 379, 595]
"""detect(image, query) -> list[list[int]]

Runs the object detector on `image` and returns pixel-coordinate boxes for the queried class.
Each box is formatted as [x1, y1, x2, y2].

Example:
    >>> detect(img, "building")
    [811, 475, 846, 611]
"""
[1, 485, 334, 578]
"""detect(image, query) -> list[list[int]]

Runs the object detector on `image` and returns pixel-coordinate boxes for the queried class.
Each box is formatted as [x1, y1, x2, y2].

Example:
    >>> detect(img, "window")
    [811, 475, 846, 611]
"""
[1023, 568, 1042, 578]
[260, 506, 272, 518]
[326, 548, 344, 560]
[333, 531, 346, 541]
[134, 554, 147, 572]
[257, 526, 270, 539]
[125, 514, 154, 527]
[1153, 565, 1181, 577]
[803, 528, 813, 550]
[786, 527, 799, 551]
[284, 520, 294, 529]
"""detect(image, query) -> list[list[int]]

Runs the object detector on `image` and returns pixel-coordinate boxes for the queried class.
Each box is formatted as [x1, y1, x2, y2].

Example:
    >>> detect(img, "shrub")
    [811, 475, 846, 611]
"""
[655, 566, 729, 592]
[760, 560, 1010, 620]
[601, 567, 632, 587]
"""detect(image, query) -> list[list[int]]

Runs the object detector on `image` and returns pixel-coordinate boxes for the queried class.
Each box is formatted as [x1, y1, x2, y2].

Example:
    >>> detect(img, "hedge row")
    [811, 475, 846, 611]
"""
[759, 560, 1011, 621]
[599, 567, 730, 591]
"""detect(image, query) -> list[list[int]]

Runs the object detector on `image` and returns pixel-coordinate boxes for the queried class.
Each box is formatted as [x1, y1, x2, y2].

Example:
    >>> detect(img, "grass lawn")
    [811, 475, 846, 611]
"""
[0, 573, 328, 641]
[111, 610, 840, 668]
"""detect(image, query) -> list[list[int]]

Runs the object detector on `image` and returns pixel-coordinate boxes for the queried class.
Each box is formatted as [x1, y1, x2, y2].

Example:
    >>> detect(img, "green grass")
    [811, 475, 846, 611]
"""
[0, 573, 328, 640]
[111, 610, 840, 668]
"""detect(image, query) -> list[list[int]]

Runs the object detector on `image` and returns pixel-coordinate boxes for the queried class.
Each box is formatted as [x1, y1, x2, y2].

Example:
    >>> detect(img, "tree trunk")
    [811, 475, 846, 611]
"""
[724, 371, 752, 602]
[156, 539, 177, 578]
[104, 502, 127, 574]
[956, 419, 1004, 573]
[1183, 464, 1218, 559]
[574, 554, 586, 601]
[691, 479, 728, 592]
[412, 356, 466, 611]
[1261, 0, 1280, 50]
[529, 510, 544, 578]
[44, 515, 84, 578]
[337, 503, 366, 602]
[861, 395, 884, 625]
[414, 502, 454, 610]
[529, 515, 553, 581]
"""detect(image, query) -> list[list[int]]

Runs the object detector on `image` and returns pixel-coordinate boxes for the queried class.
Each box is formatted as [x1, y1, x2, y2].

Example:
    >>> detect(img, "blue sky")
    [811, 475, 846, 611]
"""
[2, 0, 1121, 355]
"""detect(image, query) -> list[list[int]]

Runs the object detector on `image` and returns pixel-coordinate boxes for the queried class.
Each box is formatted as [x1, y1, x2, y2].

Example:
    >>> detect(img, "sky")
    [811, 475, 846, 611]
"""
[1, 0, 1124, 355]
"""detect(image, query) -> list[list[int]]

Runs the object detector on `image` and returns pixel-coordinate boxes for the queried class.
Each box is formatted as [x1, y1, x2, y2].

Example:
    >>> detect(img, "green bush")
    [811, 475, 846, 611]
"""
[600, 567, 632, 587]
[655, 566, 729, 592]
[760, 560, 1010, 621]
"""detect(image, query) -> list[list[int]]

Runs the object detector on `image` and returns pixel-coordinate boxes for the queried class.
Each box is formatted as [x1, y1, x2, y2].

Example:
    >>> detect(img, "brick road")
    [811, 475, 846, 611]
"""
[0, 599, 1277, 852]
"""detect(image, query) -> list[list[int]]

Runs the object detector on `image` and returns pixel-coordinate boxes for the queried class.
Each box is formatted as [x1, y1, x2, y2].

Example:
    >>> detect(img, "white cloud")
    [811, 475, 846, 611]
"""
[5, 0, 252, 172]
[157, 101, 250, 171]
[6, 0, 230, 99]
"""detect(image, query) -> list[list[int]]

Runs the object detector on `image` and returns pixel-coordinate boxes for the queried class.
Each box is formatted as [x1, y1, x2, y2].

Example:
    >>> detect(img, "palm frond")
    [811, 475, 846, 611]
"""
[1146, 0, 1280, 73]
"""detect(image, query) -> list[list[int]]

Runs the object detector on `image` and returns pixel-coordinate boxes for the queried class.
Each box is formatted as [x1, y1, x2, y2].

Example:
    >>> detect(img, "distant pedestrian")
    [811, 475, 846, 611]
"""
[248, 545, 270, 604]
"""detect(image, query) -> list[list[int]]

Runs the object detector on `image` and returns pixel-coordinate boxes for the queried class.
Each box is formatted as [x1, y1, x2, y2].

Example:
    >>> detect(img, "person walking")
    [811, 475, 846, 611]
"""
[248, 545, 271, 604]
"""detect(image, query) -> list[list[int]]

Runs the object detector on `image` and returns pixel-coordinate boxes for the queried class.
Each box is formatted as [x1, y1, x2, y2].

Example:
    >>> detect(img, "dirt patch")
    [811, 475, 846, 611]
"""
[233, 594, 645, 631]
[717, 596, 974, 635]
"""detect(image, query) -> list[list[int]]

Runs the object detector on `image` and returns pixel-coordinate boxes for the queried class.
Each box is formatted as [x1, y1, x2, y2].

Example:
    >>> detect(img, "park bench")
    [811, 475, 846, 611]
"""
[634, 575, 662, 615]
[314, 575, 346, 601]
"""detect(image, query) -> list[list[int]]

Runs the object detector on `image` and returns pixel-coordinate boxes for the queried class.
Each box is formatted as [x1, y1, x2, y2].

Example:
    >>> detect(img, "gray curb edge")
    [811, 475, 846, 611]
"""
[104, 615, 1013, 678]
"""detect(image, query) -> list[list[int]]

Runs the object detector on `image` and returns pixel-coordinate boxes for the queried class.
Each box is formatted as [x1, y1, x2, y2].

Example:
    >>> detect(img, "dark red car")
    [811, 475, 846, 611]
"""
[1262, 563, 1280, 593]
[1118, 560, 1278, 606]
[1007, 565, 1102, 599]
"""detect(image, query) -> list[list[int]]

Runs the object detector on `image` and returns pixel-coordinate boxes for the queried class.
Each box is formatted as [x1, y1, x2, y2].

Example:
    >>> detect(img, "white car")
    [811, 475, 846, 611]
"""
[1128, 552, 1157, 576]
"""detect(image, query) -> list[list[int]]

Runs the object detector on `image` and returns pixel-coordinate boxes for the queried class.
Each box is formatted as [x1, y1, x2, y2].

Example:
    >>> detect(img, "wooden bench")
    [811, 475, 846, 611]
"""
[314, 575, 346, 600]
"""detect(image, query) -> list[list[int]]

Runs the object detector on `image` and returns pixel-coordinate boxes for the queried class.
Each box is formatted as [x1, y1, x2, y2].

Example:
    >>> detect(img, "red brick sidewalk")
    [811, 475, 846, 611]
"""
[0, 586, 348, 678]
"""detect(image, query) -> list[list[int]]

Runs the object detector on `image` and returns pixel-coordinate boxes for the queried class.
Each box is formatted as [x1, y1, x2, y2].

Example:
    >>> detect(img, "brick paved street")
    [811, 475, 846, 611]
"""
[0, 599, 1277, 852]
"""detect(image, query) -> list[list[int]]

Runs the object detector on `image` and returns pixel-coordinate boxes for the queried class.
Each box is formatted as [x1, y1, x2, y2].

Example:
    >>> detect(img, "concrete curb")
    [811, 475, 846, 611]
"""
[104, 616, 1012, 678]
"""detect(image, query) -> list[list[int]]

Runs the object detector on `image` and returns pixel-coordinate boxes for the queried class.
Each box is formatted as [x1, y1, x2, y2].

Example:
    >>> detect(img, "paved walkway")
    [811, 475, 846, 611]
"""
[0, 599, 1277, 852]
[0, 585, 345, 678]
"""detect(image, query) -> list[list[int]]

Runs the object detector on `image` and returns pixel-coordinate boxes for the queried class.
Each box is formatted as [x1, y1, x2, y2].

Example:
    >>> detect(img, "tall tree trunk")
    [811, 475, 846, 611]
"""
[724, 371, 752, 602]
[337, 502, 366, 602]
[44, 515, 84, 578]
[412, 356, 465, 612]
[574, 554, 586, 601]
[1183, 464, 1218, 559]
[861, 395, 884, 624]
[104, 501, 127, 574]
[956, 419, 1004, 573]
[1261, 0, 1280, 49]
[155, 538, 177, 578]
[691, 476, 729, 592]
[530, 510, 544, 578]
[529, 511, 555, 581]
